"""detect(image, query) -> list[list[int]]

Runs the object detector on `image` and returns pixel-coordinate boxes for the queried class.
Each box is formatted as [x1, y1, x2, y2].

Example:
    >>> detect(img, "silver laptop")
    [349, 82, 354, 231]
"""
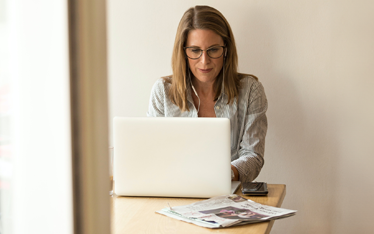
[113, 117, 240, 198]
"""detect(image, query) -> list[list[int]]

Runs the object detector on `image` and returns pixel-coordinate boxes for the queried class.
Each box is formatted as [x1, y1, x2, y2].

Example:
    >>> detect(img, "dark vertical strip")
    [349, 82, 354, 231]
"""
[67, 1, 81, 234]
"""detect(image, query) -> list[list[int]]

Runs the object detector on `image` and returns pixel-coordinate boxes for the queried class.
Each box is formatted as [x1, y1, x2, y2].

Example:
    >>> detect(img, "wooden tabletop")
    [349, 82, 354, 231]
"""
[111, 184, 286, 234]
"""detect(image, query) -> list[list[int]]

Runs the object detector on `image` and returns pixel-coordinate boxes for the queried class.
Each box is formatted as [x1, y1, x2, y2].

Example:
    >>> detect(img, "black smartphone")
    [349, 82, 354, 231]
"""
[242, 182, 268, 196]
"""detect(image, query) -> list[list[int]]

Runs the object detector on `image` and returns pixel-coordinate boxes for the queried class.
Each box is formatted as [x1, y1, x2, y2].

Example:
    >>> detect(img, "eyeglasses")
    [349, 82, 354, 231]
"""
[184, 46, 226, 60]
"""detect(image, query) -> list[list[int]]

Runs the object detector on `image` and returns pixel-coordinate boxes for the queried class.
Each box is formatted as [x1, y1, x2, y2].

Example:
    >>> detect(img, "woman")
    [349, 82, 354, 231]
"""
[147, 5, 267, 183]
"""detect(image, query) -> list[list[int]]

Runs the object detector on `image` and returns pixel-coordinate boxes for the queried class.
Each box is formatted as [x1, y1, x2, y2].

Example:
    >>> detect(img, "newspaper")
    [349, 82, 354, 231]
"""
[156, 194, 296, 228]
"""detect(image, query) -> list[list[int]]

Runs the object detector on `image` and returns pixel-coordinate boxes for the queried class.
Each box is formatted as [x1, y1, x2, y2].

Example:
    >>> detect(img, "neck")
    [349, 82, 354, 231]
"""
[191, 78, 215, 98]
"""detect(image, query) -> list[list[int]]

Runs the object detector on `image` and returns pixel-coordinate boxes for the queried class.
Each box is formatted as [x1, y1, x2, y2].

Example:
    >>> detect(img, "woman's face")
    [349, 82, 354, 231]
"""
[238, 211, 255, 218]
[185, 29, 225, 85]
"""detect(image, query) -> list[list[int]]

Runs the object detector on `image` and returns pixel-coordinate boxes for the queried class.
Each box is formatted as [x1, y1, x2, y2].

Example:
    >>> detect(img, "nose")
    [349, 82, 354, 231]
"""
[200, 50, 211, 64]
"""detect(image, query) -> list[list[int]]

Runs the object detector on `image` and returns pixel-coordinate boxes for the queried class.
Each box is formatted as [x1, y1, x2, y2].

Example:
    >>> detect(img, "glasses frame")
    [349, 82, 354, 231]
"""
[184, 46, 226, 60]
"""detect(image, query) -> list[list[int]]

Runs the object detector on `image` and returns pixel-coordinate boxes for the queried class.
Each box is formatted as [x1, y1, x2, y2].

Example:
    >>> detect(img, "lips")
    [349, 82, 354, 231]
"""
[198, 68, 213, 73]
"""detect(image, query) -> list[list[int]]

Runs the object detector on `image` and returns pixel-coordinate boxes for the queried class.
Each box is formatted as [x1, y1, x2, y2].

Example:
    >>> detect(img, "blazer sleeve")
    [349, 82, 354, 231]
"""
[231, 81, 268, 183]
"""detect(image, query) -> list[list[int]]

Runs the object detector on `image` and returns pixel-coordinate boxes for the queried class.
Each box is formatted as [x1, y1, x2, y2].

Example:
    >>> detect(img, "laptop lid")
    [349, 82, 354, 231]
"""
[113, 117, 232, 198]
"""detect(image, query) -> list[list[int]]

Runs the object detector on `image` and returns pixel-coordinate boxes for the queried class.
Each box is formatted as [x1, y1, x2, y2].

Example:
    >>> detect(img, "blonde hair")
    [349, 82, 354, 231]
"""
[165, 5, 251, 111]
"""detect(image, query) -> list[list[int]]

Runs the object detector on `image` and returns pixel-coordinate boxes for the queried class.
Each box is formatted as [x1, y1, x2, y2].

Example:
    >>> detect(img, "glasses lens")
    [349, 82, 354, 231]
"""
[185, 46, 224, 59]
[185, 48, 202, 59]
[207, 47, 224, 58]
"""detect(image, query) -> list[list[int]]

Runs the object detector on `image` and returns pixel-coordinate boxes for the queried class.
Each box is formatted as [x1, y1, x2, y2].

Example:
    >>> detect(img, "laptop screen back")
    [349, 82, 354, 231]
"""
[113, 117, 231, 198]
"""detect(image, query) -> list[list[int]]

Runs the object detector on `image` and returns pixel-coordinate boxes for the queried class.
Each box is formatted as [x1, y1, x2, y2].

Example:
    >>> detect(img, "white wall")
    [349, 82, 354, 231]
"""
[5, 1, 73, 234]
[108, 1, 374, 233]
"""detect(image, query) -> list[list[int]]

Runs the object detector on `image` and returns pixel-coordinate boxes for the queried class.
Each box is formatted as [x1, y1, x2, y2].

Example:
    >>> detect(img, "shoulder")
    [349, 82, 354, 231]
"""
[237, 74, 268, 113]
[238, 74, 264, 92]
[151, 77, 172, 95]
[153, 76, 171, 88]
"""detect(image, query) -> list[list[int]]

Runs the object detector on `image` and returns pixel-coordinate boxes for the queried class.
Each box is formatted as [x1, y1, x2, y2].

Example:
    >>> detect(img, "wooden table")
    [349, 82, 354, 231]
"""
[111, 184, 286, 234]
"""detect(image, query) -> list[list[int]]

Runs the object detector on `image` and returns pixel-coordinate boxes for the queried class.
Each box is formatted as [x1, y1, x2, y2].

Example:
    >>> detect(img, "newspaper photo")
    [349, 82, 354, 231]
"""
[156, 194, 296, 229]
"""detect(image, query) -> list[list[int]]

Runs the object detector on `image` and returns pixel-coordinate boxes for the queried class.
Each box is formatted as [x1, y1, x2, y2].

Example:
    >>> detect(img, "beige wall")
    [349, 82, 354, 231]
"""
[108, 1, 374, 233]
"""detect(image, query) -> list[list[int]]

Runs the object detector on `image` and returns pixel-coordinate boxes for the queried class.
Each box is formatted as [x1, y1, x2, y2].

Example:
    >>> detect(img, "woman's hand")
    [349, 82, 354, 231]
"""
[231, 165, 239, 181]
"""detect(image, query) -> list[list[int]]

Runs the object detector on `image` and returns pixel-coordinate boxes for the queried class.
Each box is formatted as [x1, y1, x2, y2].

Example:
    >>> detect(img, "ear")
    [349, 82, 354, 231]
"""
[225, 47, 227, 57]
